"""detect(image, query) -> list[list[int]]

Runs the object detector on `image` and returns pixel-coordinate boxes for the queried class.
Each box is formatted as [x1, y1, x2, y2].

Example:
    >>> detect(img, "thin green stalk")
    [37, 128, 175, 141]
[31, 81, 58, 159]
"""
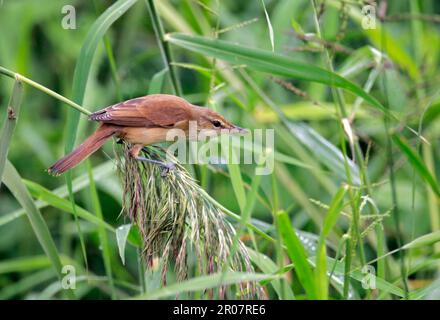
[219, 155, 262, 291]
[93, 0, 123, 101]
[199, 188, 276, 244]
[103, 37, 122, 101]
[0, 80, 23, 189]
[0, 65, 91, 272]
[423, 143, 440, 265]
[343, 235, 352, 298]
[206, 0, 221, 111]
[87, 161, 116, 299]
[349, 62, 390, 297]
[410, 0, 425, 223]
[271, 171, 289, 299]
[145, 0, 198, 182]
[241, 70, 336, 194]
[0, 66, 90, 115]
[145, 0, 182, 95]
[64, 0, 138, 273]
[310, 3, 366, 294]
[380, 20, 409, 298]
[3, 161, 76, 299]
[137, 248, 146, 294]
[376, 223, 386, 297]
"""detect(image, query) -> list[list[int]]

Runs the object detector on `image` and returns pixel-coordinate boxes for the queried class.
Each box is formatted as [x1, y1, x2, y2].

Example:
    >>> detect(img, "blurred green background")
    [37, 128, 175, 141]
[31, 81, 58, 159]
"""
[0, 0, 440, 299]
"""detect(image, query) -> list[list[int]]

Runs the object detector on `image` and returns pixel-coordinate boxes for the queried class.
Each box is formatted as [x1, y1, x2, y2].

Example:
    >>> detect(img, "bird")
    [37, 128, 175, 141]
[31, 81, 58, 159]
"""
[48, 94, 247, 175]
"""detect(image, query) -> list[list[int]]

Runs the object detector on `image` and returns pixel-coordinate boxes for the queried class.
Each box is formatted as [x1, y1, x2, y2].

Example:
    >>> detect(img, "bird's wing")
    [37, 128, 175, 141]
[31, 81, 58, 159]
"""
[89, 95, 190, 127]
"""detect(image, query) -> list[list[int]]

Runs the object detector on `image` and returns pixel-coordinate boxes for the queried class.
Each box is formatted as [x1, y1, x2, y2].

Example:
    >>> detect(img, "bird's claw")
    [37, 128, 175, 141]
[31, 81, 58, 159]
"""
[160, 162, 175, 177]
[135, 156, 175, 176]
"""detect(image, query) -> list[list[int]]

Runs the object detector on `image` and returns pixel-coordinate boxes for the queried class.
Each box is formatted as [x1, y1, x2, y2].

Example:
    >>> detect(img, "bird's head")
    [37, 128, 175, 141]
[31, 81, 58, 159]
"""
[193, 107, 248, 135]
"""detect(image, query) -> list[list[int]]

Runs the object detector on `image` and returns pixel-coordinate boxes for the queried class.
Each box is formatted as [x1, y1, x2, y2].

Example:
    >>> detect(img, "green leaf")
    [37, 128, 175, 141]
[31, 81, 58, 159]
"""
[0, 161, 115, 227]
[392, 135, 440, 196]
[116, 224, 132, 265]
[277, 210, 317, 299]
[165, 33, 393, 119]
[24, 179, 114, 231]
[148, 68, 167, 94]
[243, 71, 360, 186]
[87, 161, 115, 298]
[64, 0, 137, 269]
[260, 0, 274, 51]
[287, 122, 360, 184]
[0, 255, 52, 274]
[410, 277, 440, 300]
[315, 256, 406, 298]
[315, 185, 347, 299]
[0, 269, 55, 299]
[67, 0, 138, 149]
[24, 177, 141, 246]
[402, 231, 440, 250]
[248, 249, 294, 299]
[0, 80, 23, 189]
[222, 144, 246, 212]
[1, 160, 75, 299]
[133, 272, 277, 299]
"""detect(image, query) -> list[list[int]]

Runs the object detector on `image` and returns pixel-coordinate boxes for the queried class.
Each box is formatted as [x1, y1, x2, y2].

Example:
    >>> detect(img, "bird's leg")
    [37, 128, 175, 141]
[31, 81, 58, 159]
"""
[141, 146, 176, 173]
[130, 144, 175, 176]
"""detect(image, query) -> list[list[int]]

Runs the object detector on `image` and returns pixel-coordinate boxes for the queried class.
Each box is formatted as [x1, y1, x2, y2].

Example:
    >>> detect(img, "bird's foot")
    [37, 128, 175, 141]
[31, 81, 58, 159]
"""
[135, 156, 175, 176]
[159, 162, 176, 177]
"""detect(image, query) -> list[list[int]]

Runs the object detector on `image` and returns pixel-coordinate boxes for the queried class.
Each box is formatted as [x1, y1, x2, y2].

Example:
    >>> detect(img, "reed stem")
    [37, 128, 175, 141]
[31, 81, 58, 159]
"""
[0, 66, 91, 116]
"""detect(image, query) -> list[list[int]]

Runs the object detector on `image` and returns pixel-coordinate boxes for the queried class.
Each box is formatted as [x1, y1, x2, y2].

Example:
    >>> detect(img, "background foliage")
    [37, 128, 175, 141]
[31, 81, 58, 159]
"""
[0, 0, 440, 299]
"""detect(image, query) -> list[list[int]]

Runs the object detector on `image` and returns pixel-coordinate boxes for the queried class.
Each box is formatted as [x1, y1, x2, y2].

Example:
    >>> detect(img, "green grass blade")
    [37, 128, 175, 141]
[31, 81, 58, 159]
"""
[242, 71, 359, 186]
[392, 135, 440, 196]
[145, 0, 182, 95]
[277, 210, 317, 299]
[148, 68, 167, 94]
[165, 33, 393, 119]
[0, 161, 115, 227]
[315, 185, 347, 299]
[248, 249, 295, 299]
[24, 179, 114, 231]
[260, 0, 274, 51]
[223, 146, 246, 212]
[409, 277, 440, 300]
[0, 80, 23, 189]
[2, 160, 75, 299]
[92, 0, 123, 101]
[68, 0, 137, 135]
[87, 161, 115, 299]
[288, 122, 360, 184]
[64, 0, 137, 270]
[315, 257, 406, 298]
[116, 224, 132, 265]
[24, 178, 141, 247]
[133, 272, 277, 299]
[402, 231, 440, 250]
[0, 269, 55, 299]
[220, 156, 264, 286]
[0, 255, 53, 274]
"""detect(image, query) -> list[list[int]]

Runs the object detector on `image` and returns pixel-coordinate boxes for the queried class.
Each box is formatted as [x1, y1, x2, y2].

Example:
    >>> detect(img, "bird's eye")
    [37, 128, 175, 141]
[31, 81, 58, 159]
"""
[212, 120, 222, 128]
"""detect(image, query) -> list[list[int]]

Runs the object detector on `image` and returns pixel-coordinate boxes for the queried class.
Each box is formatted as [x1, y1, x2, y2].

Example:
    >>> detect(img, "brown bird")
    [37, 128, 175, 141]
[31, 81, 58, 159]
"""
[48, 94, 246, 175]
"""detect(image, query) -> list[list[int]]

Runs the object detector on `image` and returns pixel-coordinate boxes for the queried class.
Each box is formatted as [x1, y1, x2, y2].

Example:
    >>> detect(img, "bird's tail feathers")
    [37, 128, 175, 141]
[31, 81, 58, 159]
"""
[48, 124, 119, 175]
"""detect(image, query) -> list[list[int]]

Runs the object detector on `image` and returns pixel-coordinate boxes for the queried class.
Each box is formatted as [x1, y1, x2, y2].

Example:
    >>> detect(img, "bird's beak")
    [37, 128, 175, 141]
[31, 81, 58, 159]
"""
[231, 125, 249, 135]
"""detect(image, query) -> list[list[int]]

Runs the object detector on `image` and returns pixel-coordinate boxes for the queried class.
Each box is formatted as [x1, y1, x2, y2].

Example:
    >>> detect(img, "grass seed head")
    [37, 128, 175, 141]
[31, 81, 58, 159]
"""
[115, 142, 263, 299]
